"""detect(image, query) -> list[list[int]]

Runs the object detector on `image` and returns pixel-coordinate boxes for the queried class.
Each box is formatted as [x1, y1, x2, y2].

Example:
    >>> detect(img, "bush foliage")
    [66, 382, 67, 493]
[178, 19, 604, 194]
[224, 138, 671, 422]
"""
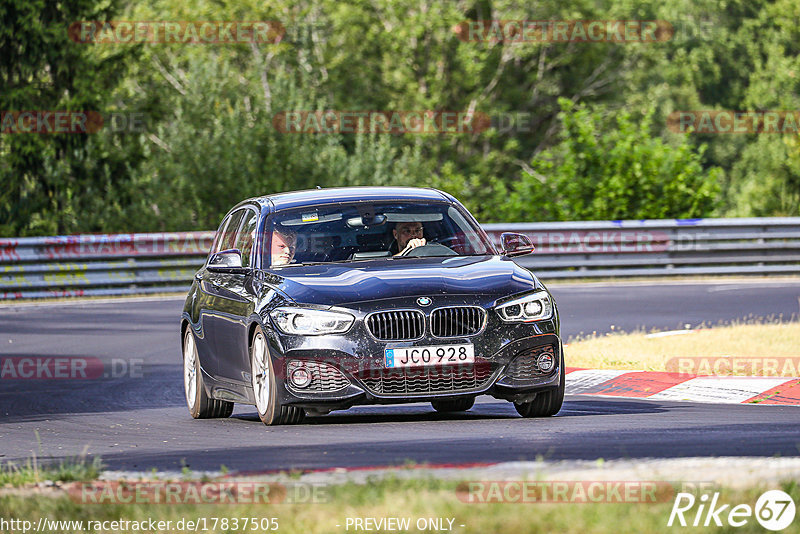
[1, 0, 798, 236]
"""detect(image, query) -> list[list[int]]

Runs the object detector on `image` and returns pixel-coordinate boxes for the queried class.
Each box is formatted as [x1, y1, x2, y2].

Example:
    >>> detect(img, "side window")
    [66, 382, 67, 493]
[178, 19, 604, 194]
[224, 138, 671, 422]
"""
[235, 210, 258, 267]
[210, 215, 233, 255]
[218, 209, 245, 252]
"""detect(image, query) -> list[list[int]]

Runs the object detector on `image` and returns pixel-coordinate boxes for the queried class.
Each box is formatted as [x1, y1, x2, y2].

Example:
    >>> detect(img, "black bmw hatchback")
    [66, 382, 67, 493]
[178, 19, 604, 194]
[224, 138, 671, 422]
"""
[181, 187, 564, 425]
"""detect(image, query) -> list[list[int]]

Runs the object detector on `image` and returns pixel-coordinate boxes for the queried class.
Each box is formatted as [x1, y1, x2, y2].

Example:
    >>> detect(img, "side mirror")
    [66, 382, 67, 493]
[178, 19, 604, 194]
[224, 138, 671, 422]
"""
[500, 232, 535, 257]
[207, 249, 248, 273]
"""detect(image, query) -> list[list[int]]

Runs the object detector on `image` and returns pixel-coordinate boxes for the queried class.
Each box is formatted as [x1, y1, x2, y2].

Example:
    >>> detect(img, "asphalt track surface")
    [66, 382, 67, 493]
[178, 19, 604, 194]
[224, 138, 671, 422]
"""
[1, 279, 799, 472]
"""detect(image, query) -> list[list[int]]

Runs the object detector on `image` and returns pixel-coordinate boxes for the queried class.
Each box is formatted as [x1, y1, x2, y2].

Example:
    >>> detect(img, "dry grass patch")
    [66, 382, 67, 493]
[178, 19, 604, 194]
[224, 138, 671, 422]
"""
[565, 322, 800, 372]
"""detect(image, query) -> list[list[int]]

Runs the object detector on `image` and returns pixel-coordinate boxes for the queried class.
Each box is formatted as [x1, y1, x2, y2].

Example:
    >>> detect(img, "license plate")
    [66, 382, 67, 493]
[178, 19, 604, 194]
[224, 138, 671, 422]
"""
[384, 344, 474, 368]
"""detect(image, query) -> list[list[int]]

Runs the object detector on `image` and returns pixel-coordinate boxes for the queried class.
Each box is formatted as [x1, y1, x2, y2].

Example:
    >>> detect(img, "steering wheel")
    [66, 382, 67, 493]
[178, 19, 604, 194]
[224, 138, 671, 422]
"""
[430, 236, 461, 247]
[397, 243, 458, 257]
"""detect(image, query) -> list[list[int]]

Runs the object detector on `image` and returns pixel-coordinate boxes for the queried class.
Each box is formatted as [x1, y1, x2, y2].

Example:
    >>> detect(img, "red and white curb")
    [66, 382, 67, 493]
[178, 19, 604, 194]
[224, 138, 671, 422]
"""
[565, 368, 800, 405]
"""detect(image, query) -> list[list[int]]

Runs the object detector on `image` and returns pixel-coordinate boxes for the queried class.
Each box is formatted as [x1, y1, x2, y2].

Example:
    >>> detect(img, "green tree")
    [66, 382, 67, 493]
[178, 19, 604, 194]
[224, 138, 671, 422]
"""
[0, 0, 142, 236]
[494, 99, 721, 222]
[3, 0, 787, 235]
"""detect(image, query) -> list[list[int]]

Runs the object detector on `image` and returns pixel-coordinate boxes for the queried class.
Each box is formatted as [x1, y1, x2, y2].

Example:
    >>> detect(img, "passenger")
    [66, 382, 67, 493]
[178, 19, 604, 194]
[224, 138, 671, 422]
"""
[270, 228, 297, 265]
[392, 221, 426, 256]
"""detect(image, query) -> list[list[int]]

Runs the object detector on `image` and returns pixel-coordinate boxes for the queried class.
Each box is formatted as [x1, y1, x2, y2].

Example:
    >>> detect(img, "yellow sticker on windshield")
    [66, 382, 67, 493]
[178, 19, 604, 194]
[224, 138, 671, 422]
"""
[301, 212, 319, 222]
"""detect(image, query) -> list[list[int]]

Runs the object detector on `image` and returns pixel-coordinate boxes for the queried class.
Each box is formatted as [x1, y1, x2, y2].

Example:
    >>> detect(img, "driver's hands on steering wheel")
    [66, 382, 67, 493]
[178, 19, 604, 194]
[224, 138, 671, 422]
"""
[396, 237, 426, 256]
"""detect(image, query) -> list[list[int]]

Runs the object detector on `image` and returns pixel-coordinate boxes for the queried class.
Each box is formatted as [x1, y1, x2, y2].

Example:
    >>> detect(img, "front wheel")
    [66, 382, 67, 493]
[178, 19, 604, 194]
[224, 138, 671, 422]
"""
[183, 328, 233, 419]
[251, 326, 304, 425]
[514, 357, 565, 418]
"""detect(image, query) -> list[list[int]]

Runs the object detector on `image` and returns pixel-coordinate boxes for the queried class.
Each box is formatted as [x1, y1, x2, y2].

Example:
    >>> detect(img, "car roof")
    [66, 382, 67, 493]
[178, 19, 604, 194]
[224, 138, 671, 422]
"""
[242, 187, 453, 212]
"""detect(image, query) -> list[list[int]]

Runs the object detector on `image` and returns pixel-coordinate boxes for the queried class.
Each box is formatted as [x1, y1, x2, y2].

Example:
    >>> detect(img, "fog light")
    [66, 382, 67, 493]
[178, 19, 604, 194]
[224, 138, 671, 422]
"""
[290, 367, 312, 388]
[537, 352, 554, 372]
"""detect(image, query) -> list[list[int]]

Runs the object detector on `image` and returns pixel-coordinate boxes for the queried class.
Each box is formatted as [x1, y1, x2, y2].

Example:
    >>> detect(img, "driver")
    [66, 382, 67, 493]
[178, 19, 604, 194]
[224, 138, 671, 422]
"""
[270, 228, 297, 265]
[392, 221, 426, 256]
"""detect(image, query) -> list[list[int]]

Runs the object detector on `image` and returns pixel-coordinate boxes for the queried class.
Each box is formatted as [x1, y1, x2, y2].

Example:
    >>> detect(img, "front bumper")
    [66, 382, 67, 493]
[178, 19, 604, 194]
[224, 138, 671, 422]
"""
[264, 301, 562, 410]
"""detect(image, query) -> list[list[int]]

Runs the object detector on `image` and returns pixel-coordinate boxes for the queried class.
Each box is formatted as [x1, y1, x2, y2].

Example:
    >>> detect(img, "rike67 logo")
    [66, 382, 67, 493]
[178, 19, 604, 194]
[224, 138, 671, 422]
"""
[668, 490, 796, 531]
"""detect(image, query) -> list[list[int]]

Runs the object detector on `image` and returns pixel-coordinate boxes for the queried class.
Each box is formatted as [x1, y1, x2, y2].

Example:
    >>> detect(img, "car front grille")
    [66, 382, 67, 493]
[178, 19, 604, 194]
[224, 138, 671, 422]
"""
[286, 360, 349, 392]
[505, 345, 557, 379]
[366, 310, 425, 340]
[357, 362, 495, 396]
[430, 306, 485, 337]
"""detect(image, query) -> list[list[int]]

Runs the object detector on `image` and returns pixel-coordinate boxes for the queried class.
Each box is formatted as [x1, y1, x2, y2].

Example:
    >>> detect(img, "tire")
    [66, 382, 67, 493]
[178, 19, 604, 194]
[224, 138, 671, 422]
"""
[183, 328, 234, 419]
[251, 326, 305, 426]
[431, 397, 475, 412]
[514, 353, 565, 418]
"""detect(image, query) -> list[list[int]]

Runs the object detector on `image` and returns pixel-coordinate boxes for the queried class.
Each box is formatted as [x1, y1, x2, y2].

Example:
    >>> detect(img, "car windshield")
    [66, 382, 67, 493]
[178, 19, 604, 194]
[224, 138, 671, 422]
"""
[265, 201, 495, 266]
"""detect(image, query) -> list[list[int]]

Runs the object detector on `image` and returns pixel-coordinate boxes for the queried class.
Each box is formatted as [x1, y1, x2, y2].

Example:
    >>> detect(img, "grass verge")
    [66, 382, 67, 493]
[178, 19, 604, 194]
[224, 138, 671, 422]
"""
[1, 476, 797, 533]
[0, 456, 103, 487]
[566, 321, 800, 372]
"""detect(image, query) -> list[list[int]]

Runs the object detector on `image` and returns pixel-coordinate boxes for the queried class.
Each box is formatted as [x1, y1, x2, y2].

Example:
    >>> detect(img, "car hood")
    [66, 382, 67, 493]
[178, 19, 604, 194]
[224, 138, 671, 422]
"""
[267, 255, 540, 307]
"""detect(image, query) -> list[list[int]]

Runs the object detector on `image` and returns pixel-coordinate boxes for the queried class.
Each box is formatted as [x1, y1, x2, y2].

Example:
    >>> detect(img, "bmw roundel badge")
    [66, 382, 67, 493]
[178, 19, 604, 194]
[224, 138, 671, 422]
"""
[417, 297, 432, 306]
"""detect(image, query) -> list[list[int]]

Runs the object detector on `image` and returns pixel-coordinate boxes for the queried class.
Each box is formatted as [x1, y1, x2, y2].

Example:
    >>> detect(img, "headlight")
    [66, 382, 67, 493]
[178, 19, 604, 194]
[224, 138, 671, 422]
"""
[496, 290, 553, 322]
[269, 307, 354, 335]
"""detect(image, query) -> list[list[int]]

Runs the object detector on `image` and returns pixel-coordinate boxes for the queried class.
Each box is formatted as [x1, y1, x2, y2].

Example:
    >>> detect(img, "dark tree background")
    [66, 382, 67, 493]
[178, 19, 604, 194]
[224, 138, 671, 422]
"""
[1, 0, 798, 236]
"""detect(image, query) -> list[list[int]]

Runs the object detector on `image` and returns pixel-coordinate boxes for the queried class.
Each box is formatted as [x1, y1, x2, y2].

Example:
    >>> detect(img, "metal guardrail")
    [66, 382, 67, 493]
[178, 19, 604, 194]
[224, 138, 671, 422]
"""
[1, 218, 799, 300]
[483, 217, 800, 279]
[0, 232, 214, 300]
